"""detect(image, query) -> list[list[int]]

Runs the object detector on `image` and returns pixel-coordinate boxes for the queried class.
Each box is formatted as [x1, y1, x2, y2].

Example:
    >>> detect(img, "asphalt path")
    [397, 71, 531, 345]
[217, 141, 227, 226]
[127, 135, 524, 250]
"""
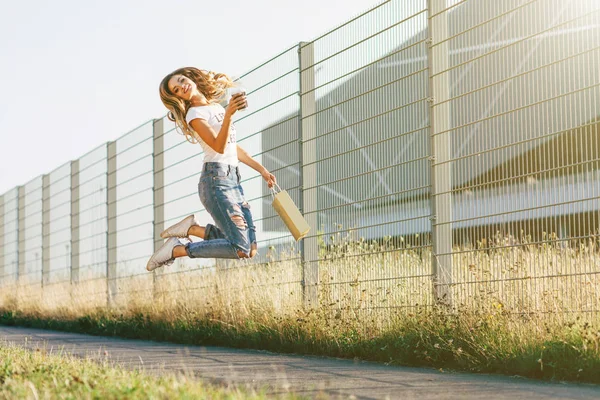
[1, 326, 599, 399]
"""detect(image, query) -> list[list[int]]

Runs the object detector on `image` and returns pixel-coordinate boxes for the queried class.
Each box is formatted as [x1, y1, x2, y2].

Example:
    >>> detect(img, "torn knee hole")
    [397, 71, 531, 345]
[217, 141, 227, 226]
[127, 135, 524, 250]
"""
[231, 215, 247, 229]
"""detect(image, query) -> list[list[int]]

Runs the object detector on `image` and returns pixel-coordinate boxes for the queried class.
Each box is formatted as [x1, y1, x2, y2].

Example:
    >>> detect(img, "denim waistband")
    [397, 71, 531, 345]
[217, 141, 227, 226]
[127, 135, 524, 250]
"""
[202, 162, 239, 174]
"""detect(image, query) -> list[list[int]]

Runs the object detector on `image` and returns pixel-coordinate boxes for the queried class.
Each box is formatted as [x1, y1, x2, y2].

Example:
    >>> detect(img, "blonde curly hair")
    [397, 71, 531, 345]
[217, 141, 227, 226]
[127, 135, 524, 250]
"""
[159, 67, 235, 143]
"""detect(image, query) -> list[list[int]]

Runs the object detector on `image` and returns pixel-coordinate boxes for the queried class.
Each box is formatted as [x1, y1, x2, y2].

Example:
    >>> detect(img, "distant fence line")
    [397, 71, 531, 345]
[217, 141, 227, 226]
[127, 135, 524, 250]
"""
[1, 0, 600, 315]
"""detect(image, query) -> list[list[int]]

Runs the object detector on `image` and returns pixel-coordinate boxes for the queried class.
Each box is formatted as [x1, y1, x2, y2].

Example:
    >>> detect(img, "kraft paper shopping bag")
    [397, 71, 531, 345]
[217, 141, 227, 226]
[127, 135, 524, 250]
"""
[271, 184, 310, 241]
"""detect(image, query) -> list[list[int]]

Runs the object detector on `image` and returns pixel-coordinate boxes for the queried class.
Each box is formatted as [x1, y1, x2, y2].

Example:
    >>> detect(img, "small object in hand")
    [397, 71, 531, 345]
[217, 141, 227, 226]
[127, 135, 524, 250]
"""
[231, 91, 248, 111]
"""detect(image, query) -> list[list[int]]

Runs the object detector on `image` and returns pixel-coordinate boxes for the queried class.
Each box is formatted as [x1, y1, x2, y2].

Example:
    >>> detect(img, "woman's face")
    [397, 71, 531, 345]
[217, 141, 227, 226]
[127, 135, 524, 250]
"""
[167, 74, 196, 101]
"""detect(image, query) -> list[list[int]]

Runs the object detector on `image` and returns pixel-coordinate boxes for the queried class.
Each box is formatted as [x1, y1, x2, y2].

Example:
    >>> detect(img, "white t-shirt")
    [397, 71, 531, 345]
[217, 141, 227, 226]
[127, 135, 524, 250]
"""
[186, 104, 238, 166]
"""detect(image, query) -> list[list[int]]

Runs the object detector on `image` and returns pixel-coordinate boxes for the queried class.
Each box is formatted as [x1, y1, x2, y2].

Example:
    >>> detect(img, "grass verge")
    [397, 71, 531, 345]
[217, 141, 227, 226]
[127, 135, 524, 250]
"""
[2, 234, 599, 386]
[1, 306, 599, 385]
[0, 342, 307, 400]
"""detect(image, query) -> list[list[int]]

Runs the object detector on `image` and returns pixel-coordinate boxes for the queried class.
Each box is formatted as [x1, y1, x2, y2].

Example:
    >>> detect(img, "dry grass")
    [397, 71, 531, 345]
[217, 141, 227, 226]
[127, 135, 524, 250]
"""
[0, 343, 306, 400]
[1, 231, 600, 383]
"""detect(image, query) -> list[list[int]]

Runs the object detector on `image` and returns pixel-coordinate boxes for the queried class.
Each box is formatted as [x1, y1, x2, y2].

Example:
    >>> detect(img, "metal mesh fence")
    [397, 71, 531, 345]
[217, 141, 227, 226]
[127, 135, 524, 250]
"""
[73, 144, 109, 308]
[109, 121, 155, 304]
[430, 0, 600, 313]
[299, 0, 433, 316]
[0, 189, 19, 288]
[0, 0, 599, 321]
[41, 162, 72, 307]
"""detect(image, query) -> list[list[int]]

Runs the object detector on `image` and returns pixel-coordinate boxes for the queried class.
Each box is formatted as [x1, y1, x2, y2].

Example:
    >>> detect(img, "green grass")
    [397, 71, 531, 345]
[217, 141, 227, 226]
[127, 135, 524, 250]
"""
[2, 233, 599, 386]
[2, 305, 599, 384]
[0, 342, 308, 400]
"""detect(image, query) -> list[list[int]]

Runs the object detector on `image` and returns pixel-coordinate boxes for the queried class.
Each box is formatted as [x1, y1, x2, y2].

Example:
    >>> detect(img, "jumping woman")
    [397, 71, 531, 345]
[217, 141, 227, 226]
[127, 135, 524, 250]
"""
[146, 67, 276, 271]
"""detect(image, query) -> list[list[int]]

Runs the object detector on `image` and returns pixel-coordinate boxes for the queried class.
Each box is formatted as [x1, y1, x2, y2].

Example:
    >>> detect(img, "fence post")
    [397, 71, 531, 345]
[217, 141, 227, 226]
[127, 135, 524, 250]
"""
[152, 118, 165, 300]
[42, 175, 50, 288]
[70, 160, 80, 286]
[427, 0, 453, 306]
[298, 41, 319, 308]
[107, 141, 118, 306]
[17, 185, 25, 286]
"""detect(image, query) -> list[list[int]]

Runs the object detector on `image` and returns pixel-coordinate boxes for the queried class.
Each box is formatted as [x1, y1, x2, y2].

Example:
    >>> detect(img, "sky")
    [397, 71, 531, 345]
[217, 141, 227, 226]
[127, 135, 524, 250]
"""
[0, 0, 383, 195]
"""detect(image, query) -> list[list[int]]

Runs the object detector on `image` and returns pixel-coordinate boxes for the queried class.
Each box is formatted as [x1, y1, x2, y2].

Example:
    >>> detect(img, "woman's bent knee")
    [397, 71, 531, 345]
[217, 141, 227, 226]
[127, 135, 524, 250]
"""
[237, 244, 257, 259]
[237, 249, 251, 258]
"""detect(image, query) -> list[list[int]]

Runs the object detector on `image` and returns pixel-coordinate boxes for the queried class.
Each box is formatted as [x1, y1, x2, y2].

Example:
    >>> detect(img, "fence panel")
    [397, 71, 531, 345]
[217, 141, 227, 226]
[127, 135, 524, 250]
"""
[110, 121, 155, 305]
[300, 0, 434, 321]
[42, 162, 72, 307]
[430, 0, 600, 313]
[0, 189, 19, 293]
[74, 144, 109, 307]
[20, 177, 43, 304]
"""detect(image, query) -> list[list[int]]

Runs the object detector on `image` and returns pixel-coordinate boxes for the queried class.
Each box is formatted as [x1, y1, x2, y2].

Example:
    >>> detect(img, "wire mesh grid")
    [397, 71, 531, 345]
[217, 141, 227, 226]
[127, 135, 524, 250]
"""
[300, 0, 434, 314]
[0, 0, 599, 321]
[430, 0, 600, 312]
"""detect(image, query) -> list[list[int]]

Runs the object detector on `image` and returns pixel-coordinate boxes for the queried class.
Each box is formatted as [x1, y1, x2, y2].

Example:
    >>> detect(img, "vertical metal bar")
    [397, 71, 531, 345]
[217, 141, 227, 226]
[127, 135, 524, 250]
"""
[107, 141, 118, 306]
[17, 185, 25, 285]
[42, 174, 50, 287]
[299, 41, 319, 308]
[71, 160, 80, 285]
[153, 118, 165, 300]
[427, 0, 453, 306]
[296, 42, 305, 300]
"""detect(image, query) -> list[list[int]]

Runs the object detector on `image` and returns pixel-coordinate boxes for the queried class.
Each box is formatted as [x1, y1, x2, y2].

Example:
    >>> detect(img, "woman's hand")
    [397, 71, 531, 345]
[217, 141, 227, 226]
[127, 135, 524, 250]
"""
[225, 93, 247, 116]
[261, 169, 276, 189]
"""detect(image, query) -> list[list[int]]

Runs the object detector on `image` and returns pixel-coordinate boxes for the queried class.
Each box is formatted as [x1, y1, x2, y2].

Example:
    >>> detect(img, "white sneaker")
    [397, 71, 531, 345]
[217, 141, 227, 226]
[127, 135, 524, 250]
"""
[160, 214, 199, 239]
[146, 237, 183, 271]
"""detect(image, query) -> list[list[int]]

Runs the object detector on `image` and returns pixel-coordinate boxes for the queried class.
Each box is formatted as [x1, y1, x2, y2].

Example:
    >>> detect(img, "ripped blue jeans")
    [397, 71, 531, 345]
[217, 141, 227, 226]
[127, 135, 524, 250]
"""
[185, 162, 256, 259]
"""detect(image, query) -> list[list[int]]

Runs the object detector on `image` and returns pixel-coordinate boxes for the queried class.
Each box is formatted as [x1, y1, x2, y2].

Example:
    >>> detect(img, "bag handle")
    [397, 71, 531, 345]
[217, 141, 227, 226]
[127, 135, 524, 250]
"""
[270, 183, 283, 200]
